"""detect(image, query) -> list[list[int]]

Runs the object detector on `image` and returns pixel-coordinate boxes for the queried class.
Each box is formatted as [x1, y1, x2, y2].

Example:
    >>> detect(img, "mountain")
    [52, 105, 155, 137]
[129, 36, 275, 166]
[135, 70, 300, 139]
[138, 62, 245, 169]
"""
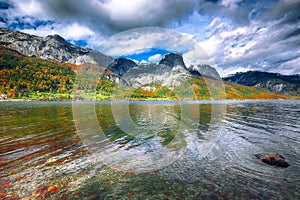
[159, 53, 186, 69]
[0, 45, 290, 100]
[106, 58, 138, 76]
[0, 27, 113, 67]
[158, 53, 220, 79]
[0, 28, 221, 79]
[0, 28, 296, 100]
[0, 45, 133, 100]
[223, 71, 300, 96]
[188, 64, 220, 79]
[0, 45, 75, 99]
[105, 54, 192, 88]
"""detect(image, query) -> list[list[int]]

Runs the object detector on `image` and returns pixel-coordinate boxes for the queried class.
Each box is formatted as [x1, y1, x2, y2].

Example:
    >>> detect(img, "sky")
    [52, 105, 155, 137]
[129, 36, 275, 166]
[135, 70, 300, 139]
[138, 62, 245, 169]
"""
[0, 0, 299, 77]
[123, 48, 172, 63]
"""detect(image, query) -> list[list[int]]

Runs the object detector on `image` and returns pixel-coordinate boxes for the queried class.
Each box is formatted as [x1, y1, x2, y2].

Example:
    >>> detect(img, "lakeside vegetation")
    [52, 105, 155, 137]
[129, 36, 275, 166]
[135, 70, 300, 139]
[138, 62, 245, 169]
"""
[0, 45, 296, 101]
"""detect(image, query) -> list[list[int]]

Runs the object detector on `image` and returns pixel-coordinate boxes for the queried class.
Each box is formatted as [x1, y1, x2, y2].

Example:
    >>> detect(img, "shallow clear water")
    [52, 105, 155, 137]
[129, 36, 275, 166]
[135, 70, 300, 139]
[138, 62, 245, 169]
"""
[0, 100, 299, 199]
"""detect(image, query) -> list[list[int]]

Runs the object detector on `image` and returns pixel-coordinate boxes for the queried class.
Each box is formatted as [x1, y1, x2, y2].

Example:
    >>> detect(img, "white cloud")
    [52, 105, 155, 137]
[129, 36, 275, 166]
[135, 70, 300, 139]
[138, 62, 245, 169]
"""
[11, 0, 197, 34]
[62, 24, 95, 40]
[103, 0, 152, 21]
[99, 28, 196, 56]
[187, 6, 300, 77]
[277, 57, 300, 75]
[197, 35, 220, 57]
[183, 44, 214, 66]
[11, 0, 46, 18]
[221, 66, 253, 77]
[148, 54, 162, 63]
[21, 23, 95, 41]
[220, 0, 241, 8]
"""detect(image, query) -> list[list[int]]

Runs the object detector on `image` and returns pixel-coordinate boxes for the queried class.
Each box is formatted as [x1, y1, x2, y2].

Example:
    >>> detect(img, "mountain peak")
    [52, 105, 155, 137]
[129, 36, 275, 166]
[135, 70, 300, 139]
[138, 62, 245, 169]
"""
[0, 27, 10, 33]
[188, 64, 220, 79]
[159, 53, 186, 69]
[106, 58, 137, 76]
[46, 34, 66, 43]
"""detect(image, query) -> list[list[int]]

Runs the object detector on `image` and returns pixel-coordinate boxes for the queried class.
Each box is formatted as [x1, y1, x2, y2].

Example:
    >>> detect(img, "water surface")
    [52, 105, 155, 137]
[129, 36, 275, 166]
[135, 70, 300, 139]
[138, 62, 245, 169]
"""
[0, 100, 299, 199]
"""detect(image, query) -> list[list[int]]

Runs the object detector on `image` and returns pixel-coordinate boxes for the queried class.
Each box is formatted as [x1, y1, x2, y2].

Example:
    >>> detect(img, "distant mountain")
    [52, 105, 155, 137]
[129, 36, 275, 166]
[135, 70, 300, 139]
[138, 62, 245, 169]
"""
[105, 54, 192, 88]
[0, 28, 221, 79]
[188, 64, 220, 79]
[0, 45, 290, 100]
[0, 28, 295, 100]
[104, 53, 223, 88]
[158, 53, 220, 79]
[223, 71, 300, 96]
[0, 27, 113, 67]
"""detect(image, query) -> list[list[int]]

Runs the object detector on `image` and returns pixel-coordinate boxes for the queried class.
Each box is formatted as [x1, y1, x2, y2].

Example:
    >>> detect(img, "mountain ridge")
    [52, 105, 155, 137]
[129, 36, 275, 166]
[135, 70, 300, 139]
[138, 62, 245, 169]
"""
[223, 71, 300, 96]
[0, 28, 298, 98]
[0, 45, 292, 100]
[0, 27, 113, 67]
[0, 28, 220, 80]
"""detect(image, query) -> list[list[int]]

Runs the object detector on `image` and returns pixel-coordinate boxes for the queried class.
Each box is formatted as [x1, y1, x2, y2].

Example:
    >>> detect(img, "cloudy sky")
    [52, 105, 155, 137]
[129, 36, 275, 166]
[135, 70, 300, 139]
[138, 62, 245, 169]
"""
[0, 0, 299, 76]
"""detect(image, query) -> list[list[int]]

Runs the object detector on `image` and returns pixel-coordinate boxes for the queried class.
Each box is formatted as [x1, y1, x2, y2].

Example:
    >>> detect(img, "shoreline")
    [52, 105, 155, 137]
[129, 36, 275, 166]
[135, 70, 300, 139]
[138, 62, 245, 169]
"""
[1, 98, 299, 103]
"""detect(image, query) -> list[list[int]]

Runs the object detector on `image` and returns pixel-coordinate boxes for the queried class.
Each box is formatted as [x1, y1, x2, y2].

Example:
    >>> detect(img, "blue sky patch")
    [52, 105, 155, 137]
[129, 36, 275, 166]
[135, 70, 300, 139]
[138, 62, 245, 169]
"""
[121, 48, 172, 62]
[8, 18, 54, 30]
[67, 39, 88, 47]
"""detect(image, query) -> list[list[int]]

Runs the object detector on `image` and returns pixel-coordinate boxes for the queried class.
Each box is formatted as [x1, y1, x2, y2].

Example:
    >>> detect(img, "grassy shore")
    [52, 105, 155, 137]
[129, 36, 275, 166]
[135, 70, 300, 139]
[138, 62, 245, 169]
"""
[1, 90, 299, 102]
[1, 96, 299, 102]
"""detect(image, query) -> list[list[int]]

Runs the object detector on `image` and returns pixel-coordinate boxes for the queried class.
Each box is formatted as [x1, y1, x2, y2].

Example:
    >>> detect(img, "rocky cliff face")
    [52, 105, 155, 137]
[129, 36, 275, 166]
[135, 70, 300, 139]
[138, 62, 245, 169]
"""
[0, 27, 113, 67]
[159, 53, 186, 69]
[79, 63, 131, 86]
[223, 71, 300, 95]
[107, 54, 192, 88]
[98, 53, 222, 88]
[106, 58, 138, 76]
[124, 63, 192, 88]
[188, 64, 221, 79]
[158, 53, 221, 79]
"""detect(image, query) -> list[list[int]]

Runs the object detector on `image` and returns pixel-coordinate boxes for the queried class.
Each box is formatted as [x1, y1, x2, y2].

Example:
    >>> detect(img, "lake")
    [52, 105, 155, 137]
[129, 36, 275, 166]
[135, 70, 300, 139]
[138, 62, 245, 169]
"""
[0, 100, 299, 199]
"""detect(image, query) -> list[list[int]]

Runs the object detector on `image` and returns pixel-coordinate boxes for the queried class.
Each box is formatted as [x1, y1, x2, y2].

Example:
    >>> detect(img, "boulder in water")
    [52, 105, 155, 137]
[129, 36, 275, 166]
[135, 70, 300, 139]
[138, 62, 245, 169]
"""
[254, 153, 289, 168]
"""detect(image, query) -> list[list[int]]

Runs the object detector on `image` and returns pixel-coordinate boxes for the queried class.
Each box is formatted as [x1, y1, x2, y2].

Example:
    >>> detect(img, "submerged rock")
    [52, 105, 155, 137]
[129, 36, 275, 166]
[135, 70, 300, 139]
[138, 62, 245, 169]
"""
[255, 153, 289, 168]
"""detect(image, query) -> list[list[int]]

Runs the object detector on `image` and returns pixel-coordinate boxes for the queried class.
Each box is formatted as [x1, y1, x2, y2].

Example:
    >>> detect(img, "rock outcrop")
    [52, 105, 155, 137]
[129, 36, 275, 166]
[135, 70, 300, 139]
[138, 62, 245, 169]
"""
[0, 27, 113, 67]
[106, 58, 138, 76]
[159, 53, 187, 69]
[107, 54, 192, 88]
[255, 153, 289, 168]
[188, 64, 221, 79]
[79, 63, 131, 86]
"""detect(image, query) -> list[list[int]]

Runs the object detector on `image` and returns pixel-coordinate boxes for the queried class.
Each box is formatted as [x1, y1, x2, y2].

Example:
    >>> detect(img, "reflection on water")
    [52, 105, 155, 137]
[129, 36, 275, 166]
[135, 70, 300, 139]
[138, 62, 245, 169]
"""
[0, 100, 299, 199]
[73, 101, 225, 172]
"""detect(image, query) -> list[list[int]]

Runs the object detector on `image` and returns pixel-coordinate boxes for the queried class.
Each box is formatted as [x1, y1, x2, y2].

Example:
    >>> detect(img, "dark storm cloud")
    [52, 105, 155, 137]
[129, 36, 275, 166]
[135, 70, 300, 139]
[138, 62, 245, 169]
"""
[197, 0, 258, 26]
[0, 0, 14, 10]
[38, 0, 197, 34]
[39, 0, 111, 34]
[194, 0, 300, 75]
[256, 0, 300, 23]
[284, 29, 300, 40]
